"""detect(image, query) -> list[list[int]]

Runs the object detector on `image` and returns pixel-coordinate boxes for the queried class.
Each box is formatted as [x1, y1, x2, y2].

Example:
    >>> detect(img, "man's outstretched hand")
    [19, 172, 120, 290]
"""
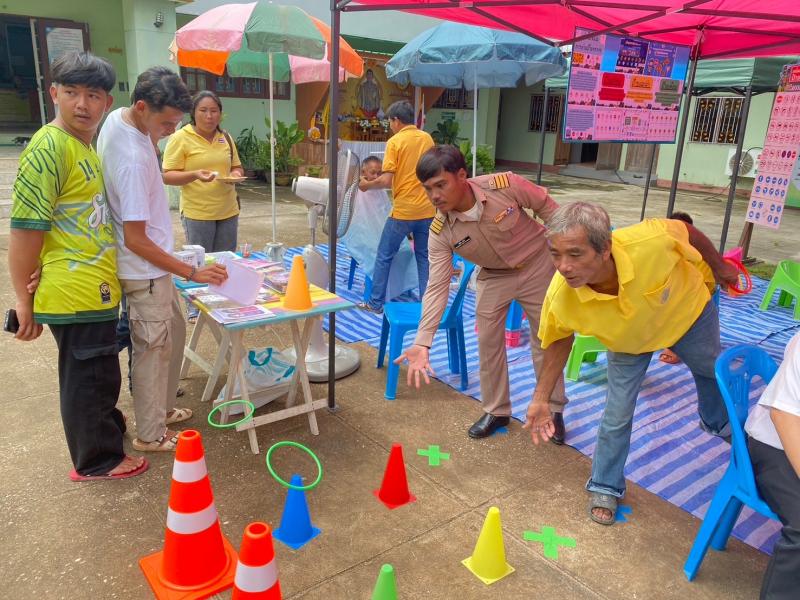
[394, 344, 435, 389]
[523, 401, 555, 445]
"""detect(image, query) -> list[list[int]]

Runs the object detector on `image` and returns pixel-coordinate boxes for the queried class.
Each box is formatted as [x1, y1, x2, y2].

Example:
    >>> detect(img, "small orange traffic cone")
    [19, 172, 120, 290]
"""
[283, 255, 312, 310]
[140, 430, 238, 599]
[373, 444, 416, 509]
[232, 522, 282, 599]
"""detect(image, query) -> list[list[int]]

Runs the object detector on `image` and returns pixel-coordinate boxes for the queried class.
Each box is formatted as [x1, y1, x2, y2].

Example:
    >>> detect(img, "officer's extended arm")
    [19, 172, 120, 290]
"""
[509, 173, 559, 223]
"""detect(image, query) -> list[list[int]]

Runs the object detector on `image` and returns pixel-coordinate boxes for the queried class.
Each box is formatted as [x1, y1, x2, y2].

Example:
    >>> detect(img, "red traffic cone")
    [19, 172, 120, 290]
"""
[139, 430, 238, 599]
[373, 444, 416, 509]
[232, 522, 282, 599]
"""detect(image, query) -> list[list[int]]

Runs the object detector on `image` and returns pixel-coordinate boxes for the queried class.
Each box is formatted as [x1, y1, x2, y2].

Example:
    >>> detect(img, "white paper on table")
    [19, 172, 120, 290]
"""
[208, 258, 264, 306]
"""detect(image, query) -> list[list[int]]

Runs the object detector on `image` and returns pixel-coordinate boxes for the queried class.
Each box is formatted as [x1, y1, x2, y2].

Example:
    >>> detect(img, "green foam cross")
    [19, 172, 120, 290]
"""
[417, 445, 450, 466]
[523, 526, 576, 559]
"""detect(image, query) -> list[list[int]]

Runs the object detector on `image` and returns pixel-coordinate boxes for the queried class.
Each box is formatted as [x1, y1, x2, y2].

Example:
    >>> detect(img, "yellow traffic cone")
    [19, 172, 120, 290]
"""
[283, 255, 312, 310]
[461, 506, 515, 585]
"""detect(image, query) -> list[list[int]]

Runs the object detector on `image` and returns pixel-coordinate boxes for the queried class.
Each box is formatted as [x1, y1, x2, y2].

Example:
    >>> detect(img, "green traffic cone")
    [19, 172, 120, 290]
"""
[371, 564, 398, 600]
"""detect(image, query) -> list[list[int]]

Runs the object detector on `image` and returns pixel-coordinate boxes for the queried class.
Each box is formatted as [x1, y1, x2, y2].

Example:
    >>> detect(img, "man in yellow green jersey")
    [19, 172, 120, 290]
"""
[7, 52, 146, 481]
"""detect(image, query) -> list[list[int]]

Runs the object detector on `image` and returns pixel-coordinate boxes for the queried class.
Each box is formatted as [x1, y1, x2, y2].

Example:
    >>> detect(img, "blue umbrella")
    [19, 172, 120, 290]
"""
[386, 22, 567, 175]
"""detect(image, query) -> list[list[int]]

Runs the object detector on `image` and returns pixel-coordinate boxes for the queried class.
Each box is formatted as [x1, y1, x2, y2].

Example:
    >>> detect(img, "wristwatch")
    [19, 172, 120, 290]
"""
[185, 266, 196, 282]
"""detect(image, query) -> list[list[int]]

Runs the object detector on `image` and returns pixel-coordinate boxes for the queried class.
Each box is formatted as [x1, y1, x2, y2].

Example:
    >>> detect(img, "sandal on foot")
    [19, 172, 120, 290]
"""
[69, 457, 149, 481]
[588, 492, 618, 525]
[132, 432, 179, 452]
[166, 407, 192, 425]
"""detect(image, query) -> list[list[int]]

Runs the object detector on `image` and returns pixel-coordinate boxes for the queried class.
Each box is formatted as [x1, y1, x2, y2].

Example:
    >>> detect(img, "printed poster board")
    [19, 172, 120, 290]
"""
[564, 28, 690, 143]
[746, 63, 800, 230]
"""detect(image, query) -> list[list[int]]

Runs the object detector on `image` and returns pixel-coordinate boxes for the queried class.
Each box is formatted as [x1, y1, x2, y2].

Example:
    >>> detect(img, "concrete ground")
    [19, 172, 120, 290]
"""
[2, 174, 796, 599]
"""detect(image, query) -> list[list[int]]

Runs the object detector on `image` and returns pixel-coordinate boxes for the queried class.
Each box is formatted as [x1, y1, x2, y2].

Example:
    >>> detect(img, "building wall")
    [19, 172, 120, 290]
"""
[424, 89, 500, 159]
[496, 84, 558, 166]
[656, 92, 773, 190]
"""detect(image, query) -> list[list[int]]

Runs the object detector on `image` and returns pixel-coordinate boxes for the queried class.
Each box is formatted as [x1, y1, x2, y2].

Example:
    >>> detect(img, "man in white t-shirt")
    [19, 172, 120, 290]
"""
[99, 67, 227, 452]
[744, 331, 800, 599]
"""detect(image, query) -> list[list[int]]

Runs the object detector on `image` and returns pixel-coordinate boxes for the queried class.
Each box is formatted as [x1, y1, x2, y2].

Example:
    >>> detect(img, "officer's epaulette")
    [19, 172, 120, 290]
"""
[430, 212, 445, 235]
[487, 172, 511, 190]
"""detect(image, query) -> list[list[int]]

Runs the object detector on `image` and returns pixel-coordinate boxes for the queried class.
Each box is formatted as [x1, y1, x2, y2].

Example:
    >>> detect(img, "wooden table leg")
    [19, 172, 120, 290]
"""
[290, 318, 320, 436]
[200, 328, 230, 403]
[218, 330, 244, 426]
[180, 309, 208, 378]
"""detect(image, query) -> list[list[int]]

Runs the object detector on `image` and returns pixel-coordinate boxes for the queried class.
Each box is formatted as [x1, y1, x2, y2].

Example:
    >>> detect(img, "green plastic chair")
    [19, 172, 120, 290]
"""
[565, 334, 607, 381]
[759, 260, 800, 320]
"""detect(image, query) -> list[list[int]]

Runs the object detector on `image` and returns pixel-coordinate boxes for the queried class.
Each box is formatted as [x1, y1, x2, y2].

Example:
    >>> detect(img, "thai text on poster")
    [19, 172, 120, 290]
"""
[564, 28, 690, 143]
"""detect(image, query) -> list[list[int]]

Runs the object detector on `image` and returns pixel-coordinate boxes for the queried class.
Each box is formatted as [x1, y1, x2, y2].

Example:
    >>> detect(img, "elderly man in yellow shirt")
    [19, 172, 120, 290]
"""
[524, 201, 739, 526]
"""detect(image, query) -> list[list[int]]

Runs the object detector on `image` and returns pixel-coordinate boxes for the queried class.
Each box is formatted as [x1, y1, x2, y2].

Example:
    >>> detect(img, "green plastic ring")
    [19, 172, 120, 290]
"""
[265, 441, 323, 491]
[207, 400, 255, 429]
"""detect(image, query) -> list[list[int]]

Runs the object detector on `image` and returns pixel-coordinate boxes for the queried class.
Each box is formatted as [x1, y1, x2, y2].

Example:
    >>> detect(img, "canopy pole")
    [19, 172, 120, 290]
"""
[269, 52, 276, 242]
[666, 49, 699, 217]
[472, 75, 478, 178]
[719, 84, 753, 252]
[536, 87, 549, 186]
[639, 144, 657, 221]
[328, 1, 341, 409]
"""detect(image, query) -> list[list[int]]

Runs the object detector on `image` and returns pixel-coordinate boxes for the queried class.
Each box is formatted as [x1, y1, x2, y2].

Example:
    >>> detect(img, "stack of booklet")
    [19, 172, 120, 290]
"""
[186, 290, 277, 324]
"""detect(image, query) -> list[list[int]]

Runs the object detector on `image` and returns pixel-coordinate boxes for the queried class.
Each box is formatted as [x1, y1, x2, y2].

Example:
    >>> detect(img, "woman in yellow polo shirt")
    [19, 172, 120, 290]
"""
[163, 91, 243, 252]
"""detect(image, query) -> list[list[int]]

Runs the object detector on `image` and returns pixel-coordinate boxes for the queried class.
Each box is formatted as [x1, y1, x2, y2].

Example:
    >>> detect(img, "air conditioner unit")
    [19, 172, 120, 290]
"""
[725, 148, 761, 178]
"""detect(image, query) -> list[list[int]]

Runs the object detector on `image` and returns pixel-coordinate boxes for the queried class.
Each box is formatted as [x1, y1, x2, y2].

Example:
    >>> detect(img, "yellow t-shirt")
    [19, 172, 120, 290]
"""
[538, 218, 711, 354]
[162, 124, 241, 220]
[10, 125, 120, 324]
[382, 125, 435, 220]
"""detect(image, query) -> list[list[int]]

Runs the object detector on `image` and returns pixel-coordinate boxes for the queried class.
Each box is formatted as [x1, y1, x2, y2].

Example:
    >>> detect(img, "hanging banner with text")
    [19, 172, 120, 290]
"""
[563, 28, 690, 143]
[748, 63, 800, 230]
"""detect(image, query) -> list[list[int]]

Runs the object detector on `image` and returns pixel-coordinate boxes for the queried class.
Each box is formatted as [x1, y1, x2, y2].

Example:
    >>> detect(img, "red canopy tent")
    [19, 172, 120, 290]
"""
[321, 0, 800, 400]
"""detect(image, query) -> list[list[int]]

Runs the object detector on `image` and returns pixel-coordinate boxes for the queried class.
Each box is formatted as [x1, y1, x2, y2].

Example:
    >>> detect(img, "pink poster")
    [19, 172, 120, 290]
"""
[746, 69, 800, 230]
[564, 28, 690, 143]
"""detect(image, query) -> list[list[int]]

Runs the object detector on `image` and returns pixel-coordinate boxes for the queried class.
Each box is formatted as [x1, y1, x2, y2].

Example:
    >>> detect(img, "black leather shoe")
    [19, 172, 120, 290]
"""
[468, 413, 510, 439]
[551, 412, 566, 445]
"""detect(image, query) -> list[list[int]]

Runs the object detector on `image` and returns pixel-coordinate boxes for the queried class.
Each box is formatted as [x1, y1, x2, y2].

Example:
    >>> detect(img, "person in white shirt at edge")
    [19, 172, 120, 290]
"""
[744, 331, 800, 599]
[98, 67, 227, 452]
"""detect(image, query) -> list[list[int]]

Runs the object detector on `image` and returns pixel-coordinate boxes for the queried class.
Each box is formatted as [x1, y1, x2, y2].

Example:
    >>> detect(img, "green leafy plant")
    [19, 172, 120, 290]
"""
[258, 118, 304, 176]
[235, 126, 261, 171]
[459, 140, 495, 175]
[306, 165, 323, 178]
[431, 119, 461, 145]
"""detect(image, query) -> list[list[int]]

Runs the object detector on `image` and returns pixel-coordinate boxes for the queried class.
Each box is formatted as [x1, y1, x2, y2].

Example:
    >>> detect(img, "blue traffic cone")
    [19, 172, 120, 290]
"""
[273, 474, 321, 550]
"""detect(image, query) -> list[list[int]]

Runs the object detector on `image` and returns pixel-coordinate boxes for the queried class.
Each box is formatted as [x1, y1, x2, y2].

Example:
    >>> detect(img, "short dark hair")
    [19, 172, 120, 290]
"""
[131, 66, 192, 113]
[670, 211, 693, 225]
[51, 51, 115, 93]
[416, 145, 467, 182]
[386, 100, 414, 125]
[363, 155, 381, 167]
[189, 90, 222, 128]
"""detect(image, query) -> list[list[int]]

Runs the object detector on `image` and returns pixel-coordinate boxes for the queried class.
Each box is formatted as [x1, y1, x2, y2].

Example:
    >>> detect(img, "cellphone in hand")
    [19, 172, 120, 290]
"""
[4, 309, 19, 334]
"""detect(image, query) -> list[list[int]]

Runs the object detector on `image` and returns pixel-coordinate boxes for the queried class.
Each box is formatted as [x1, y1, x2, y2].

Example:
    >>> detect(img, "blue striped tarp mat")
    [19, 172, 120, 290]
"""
[296, 247, 793, 554]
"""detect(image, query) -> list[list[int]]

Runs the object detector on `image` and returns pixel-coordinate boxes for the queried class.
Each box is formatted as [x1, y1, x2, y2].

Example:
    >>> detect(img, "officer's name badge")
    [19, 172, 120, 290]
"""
[454, 236, 471, 249]
[488, 172, 510, 190]
[493, 206, 514, 223]
[430, 213, 445, 234]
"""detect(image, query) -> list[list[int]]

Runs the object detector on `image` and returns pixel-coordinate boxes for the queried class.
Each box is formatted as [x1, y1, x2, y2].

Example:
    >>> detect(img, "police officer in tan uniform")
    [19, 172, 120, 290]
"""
[395, 145, 568, 439]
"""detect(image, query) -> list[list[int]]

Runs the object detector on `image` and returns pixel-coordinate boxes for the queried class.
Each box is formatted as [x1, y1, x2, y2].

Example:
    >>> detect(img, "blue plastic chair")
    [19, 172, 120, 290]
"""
[683, 345, 780, 581]
[377, 260, 476, 400]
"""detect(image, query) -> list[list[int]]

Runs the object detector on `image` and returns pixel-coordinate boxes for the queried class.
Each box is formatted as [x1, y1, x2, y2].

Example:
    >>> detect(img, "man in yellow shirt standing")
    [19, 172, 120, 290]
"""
[358, 100, 434, 313]
[524, 202, 738, 525]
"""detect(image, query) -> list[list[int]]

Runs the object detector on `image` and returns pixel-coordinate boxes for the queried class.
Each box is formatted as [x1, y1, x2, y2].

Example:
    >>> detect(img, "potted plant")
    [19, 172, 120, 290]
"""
[459, 140, 495, 175]
[235, 126, 261, 177]
[431, 119, 461, 145]
[259, 118, 304, 186]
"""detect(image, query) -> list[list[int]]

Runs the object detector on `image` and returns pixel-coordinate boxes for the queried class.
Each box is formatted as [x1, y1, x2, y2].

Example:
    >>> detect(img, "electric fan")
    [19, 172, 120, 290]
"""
[288, 149, 362, 382]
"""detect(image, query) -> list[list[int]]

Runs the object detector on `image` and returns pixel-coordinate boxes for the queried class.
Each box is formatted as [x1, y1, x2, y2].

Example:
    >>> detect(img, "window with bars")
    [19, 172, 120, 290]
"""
[180, 67, 291, 100]
[432, 87, 475, 110]
[690, 96, 744, 144]
[528, 94, 564, 133]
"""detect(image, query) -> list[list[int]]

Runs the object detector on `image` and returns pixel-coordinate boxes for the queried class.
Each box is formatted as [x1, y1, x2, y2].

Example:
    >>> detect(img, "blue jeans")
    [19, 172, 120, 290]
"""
[367, 216, 433, 309]
[586, 301, 730, 498]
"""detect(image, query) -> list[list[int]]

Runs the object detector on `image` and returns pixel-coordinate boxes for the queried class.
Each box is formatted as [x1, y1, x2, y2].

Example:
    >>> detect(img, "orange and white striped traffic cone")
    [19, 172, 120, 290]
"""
[232, 522, 282, 599]
[139, 430, 238, 599]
